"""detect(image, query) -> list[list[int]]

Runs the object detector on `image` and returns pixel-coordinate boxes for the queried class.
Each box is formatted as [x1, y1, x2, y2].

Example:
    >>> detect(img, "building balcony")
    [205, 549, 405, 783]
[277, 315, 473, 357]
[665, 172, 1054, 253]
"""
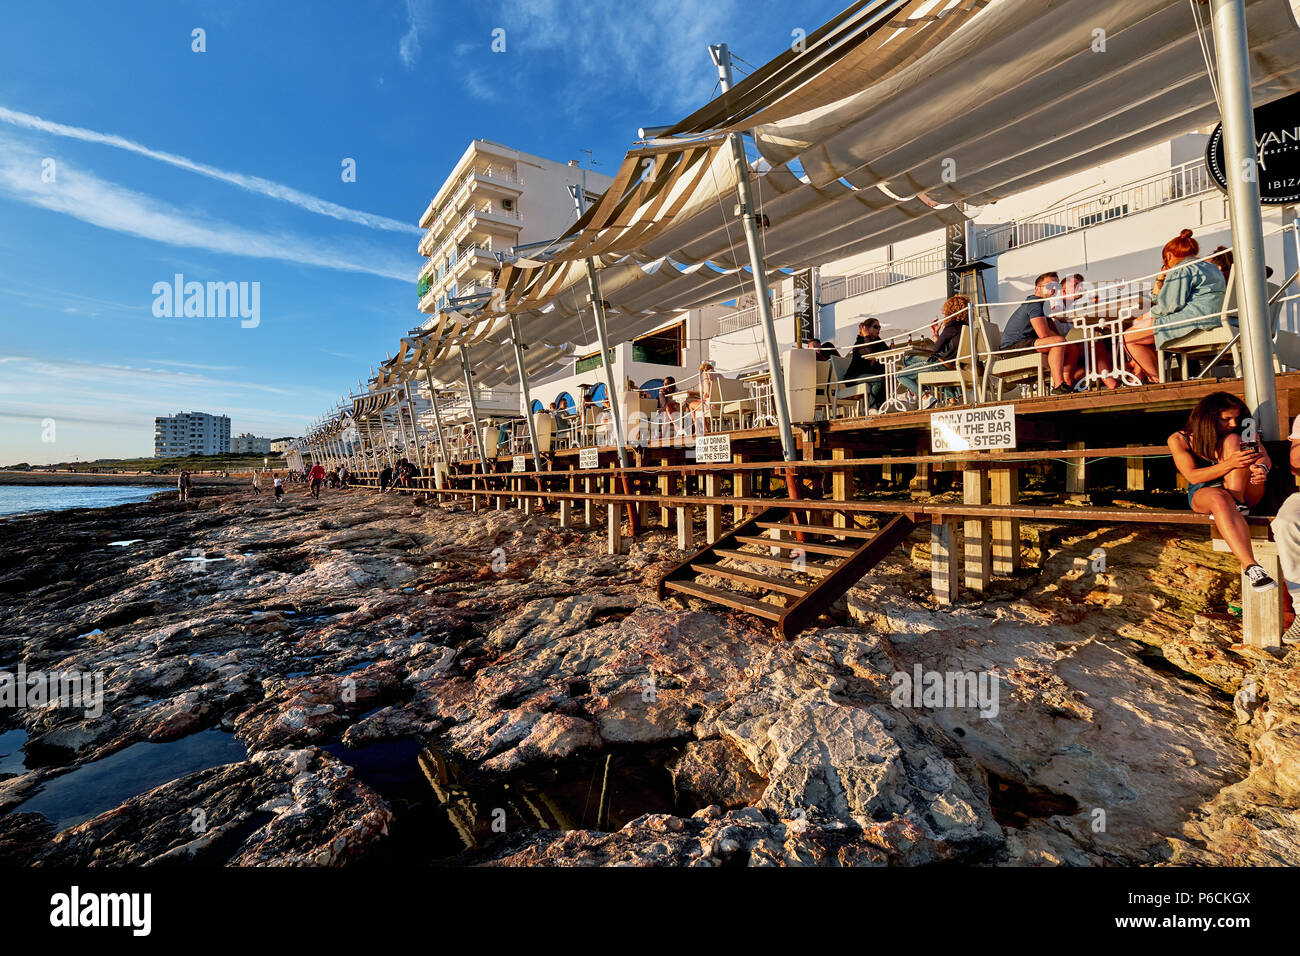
[819, 246, 947, 307]
[973, 159, 1216, 259]
[419, 165, 523, 231]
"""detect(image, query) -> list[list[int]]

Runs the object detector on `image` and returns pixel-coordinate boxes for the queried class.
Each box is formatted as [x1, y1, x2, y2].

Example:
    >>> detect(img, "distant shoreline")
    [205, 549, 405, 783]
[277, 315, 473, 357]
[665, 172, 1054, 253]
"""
[0, 471, 253, 488]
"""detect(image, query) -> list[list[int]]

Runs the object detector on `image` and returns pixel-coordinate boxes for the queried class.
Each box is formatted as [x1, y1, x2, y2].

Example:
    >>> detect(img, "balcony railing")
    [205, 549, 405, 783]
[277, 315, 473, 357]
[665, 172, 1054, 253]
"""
[420, 166, 523, 230]
[716, 295, 797, 335]
[973, 159, 1217, 259]
[820, 246, 947, 305]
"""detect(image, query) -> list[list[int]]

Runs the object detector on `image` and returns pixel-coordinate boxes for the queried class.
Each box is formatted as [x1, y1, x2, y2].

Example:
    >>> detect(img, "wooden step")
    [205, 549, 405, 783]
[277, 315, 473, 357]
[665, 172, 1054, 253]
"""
[734, 535, 857, 558]
[755, 521, 881, 539]
[713, 548, 836, 575]
[663, 579, 785, 620]
[691, 563, 810, 597]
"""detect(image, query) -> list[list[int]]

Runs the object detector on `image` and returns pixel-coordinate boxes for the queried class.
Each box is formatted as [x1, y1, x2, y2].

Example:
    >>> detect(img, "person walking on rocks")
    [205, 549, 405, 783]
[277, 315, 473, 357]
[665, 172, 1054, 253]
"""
[273, 475, 284, 502]
[251, 469, 262, 496]
[307, 462, 325, 498]
[177, 470, 192, 503]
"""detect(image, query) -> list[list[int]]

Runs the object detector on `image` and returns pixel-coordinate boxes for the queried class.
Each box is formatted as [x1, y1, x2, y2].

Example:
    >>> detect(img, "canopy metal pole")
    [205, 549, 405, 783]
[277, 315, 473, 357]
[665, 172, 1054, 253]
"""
[402, 381, 427, 474]
[354, 415, 371, 474]
[569, 186, 630, 468]
[423, 368, 452, 466]
[459, 347, 491, 473]
[711, 42, 797, 462]
[376, 408, 395, 468]
[508, 315, 544, 472]
[1209, 0, 1278, 439]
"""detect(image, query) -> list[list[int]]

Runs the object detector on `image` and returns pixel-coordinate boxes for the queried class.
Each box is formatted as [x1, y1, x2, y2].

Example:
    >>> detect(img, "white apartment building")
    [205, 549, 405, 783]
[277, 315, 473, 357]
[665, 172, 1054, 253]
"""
[270, 439, 295, 454]
[153, 411, 231, 457]
[232, 433, 273, 455]
[416, 140, 613, 315]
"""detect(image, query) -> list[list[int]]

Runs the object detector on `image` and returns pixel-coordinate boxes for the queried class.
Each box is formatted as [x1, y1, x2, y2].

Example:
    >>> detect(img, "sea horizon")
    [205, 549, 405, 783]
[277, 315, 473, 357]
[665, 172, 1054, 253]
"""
[0, 484, 161, 519]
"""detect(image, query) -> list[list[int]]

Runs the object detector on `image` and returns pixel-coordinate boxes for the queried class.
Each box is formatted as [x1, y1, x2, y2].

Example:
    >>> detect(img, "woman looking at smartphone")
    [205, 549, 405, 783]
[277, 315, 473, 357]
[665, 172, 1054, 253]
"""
[1168, 391, 1276, 592]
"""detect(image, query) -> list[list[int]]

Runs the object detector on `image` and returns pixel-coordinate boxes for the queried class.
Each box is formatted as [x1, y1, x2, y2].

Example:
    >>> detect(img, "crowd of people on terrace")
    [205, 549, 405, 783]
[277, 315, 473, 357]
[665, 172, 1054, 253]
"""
[511, 227, 1260, 437]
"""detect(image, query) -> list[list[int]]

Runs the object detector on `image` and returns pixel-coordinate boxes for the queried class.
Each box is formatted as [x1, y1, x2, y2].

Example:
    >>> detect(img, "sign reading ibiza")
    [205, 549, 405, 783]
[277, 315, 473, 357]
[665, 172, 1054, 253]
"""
[1205, 90, 1300, 205]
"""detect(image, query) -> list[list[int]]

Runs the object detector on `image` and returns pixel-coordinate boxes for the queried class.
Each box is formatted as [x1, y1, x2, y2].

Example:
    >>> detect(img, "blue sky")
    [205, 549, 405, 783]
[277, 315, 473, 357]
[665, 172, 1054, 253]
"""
[0, 0, 843, 465]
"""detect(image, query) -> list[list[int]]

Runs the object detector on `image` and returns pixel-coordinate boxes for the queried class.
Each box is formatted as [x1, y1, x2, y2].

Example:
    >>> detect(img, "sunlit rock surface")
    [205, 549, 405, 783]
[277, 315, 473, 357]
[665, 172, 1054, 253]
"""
[0, 482, 1289, 866]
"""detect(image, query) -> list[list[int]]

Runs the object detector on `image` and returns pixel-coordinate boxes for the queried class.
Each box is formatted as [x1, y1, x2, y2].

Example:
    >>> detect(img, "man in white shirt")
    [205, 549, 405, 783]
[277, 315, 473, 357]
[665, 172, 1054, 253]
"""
[1271, 415, 1300, 642]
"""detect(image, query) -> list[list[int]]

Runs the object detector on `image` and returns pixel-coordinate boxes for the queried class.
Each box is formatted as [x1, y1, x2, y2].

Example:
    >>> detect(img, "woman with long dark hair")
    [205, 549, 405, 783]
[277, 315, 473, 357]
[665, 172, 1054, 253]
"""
[1168, 391, 1275, 591]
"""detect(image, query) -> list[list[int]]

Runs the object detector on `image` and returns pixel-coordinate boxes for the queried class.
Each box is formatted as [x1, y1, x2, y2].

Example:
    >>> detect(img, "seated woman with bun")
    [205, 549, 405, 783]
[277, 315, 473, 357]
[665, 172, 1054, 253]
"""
[1123, 229, 1225, 382]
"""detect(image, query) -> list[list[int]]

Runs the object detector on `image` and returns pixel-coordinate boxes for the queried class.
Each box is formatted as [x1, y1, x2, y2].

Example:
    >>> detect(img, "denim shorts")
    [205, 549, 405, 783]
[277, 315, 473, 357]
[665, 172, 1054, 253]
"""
[1187, 478, 1224, 508]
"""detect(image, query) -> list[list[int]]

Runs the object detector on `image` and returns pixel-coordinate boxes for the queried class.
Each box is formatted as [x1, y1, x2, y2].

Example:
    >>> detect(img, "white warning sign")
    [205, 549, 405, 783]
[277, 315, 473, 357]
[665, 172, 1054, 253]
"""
[930, 404, 1016, 452]
[695, 433, 732, 463]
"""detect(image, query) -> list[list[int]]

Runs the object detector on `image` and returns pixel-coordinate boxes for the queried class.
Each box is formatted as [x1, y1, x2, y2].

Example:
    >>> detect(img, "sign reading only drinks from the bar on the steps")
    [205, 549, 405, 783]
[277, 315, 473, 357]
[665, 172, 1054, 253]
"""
[512, 455, 526, 472]
[579, 448, 599, 469]
[696, 433, 732, 463]
[930, 404, 1016, 452]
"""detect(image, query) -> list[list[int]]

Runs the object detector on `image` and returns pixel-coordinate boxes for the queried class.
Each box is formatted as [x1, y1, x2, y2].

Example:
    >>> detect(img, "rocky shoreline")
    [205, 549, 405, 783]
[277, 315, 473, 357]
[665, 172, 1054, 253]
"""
[0, 480, 1297, 866]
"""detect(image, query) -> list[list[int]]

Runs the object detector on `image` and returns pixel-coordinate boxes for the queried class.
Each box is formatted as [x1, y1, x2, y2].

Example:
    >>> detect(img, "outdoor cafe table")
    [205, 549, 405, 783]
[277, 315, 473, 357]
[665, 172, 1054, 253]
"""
[877, 339, 935, 412]
[738, 369, 776, 427]
[1065, 312, 1144, 389]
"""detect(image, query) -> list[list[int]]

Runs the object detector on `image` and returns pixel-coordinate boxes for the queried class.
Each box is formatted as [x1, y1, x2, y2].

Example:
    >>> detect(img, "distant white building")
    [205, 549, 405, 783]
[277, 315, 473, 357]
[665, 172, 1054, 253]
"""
[154, 412, 231, 457]
[269, 439, 295, 454]
[232, 433, 273, 455]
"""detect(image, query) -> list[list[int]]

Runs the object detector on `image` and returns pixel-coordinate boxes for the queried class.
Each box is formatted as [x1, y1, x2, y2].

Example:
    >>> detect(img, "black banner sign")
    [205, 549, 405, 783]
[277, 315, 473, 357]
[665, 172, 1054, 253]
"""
[792, 268, 815, 345]
[1205, 90, 1300, 205]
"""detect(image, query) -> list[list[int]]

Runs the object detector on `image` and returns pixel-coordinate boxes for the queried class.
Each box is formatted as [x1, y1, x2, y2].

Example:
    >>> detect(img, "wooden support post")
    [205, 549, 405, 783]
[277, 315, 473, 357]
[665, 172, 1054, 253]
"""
[832, 448, 848, 532]
[584, 477, 595, 527]
[931, 518, 960, 606]
[659, 472, 672, 527]
[1065, 440, 1087, 495]
[963, 467, 991, 592]
[558, 496, 572, 528]
[1126, 444, 1145, 491]
[705, 472, 722, 544]
[522, 481, 533, 516]
[607, 502, 623, 555]
[676, 505, 696, 551]
[910, 462, 931, 499]
[990, 466, 1021, 575]
[1214, 537, 1284, 651]
[733, 453, 750, 523]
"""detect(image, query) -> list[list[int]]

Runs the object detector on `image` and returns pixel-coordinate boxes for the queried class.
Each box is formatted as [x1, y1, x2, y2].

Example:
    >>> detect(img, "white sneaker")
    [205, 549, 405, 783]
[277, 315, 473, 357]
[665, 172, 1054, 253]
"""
[1245, 564, 1277, 592]
[920, 393, 937, 410]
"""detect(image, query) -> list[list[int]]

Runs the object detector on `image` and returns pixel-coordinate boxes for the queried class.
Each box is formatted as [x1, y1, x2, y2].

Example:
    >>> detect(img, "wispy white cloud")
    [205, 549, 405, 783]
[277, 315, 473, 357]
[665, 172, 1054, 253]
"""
[0, 353, 297, 397]
[498, 0, 740, 113]
[0, 137, 414, 282]
[399, 0, 431, 69]
[0, 353, 327, 457]
[0, 105, 419, 234]
[463, 70, 504, 103]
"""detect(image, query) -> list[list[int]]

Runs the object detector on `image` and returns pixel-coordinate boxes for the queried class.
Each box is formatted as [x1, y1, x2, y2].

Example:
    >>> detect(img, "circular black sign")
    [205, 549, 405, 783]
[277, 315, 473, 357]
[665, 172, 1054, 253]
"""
[1205, 90, 1300, 205]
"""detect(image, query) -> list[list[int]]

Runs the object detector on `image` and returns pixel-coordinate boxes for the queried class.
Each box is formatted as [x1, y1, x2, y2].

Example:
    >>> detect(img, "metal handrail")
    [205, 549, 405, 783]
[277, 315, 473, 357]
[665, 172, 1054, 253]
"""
[974, 160, 1216, 259]
[820, 246, 947, 305]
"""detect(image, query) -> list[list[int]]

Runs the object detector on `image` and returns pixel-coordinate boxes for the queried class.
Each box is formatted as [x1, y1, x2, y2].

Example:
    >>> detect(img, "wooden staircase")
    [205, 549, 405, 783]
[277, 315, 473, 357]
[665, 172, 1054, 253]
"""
[657, 506, 917, 638]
